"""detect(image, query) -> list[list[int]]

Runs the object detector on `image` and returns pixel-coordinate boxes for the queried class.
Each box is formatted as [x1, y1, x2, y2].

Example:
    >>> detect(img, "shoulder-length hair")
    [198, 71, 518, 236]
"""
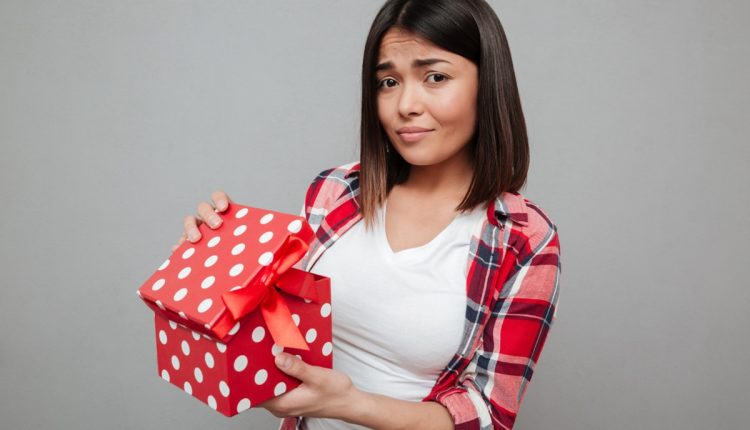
[359, 0, 529, 230]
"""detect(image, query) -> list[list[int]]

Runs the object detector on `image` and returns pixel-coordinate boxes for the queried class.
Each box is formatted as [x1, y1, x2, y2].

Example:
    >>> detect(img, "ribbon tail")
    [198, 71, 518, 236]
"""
[260, 289, 310, 351]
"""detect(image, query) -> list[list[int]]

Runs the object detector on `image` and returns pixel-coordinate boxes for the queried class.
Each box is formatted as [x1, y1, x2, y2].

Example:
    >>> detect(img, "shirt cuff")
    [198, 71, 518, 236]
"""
[430, 386, 484, 430]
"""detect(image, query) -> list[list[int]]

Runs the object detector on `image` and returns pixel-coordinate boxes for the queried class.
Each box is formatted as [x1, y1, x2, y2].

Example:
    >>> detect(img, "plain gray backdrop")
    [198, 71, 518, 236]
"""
[1, 1, 748, 429]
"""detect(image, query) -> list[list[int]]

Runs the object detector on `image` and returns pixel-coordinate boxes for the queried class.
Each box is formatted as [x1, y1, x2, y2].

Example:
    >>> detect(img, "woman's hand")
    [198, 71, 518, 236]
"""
[171, 190, 232, 251]
[258, 353, 360, 420]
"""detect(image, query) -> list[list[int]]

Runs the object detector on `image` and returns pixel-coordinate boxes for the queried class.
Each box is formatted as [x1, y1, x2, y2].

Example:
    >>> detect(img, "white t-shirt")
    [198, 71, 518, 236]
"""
[302, 199, 487, 430]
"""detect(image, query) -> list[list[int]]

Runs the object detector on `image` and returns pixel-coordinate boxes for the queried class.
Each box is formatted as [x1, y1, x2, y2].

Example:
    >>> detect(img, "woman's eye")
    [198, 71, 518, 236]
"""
[427, 73, 447, 84]
[377, 78, 397, 89]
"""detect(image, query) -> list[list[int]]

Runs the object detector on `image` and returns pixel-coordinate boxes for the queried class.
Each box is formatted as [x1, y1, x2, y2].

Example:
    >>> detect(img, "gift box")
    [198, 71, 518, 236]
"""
[137, 202, 332, 416]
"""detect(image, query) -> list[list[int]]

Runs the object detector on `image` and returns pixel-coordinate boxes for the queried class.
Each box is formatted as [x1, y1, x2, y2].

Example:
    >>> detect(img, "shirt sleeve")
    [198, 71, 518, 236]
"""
[431, 226, 561, 430]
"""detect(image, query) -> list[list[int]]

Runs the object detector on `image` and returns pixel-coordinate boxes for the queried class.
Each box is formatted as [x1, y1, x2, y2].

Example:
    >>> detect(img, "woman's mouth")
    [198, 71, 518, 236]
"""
[397, 130, 433, 143]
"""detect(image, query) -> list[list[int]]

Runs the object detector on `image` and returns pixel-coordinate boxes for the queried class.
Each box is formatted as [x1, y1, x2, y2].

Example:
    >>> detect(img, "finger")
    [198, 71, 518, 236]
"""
[183, 214, 202, 242]
[198, 201, 223, 229]
[211, 190, 232, 213]
[275, 353, 314, 384]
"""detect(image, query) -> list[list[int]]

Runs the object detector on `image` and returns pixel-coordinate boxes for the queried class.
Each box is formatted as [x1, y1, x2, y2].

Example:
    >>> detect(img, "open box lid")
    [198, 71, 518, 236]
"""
[137, 203, 314, 343]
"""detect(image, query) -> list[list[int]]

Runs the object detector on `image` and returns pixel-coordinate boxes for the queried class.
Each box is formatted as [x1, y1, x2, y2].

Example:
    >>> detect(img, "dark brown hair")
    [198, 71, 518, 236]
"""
[359, 0, 529, 230]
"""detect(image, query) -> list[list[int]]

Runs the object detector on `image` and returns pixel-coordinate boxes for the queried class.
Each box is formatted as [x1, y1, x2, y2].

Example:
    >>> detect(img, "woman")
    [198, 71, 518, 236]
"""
[173, 0, 561, 429]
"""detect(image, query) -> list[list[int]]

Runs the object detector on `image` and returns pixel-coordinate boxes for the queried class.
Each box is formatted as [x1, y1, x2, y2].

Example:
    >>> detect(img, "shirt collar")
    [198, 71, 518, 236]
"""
[344, 162, 528, 227]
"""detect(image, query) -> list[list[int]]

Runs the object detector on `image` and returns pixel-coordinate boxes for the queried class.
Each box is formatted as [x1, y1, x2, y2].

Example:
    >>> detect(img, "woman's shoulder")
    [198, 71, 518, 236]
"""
[303, 160, 360, 210]
[497, 191, 559, 253]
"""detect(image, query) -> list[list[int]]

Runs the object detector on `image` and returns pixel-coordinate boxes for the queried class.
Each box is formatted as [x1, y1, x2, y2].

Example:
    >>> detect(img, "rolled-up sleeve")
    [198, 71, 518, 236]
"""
[430, 226, 562, 430]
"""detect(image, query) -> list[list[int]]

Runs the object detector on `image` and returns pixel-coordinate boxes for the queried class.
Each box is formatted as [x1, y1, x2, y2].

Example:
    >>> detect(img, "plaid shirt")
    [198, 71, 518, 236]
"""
[279, 161, 561, 430]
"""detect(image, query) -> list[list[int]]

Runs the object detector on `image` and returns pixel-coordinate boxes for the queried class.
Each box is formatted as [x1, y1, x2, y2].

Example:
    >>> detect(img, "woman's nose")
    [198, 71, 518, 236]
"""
[397, 83, 424, 117]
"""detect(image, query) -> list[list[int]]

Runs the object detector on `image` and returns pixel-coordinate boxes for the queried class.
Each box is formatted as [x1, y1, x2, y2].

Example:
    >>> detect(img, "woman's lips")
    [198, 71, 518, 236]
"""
[397, 130, 433, 142]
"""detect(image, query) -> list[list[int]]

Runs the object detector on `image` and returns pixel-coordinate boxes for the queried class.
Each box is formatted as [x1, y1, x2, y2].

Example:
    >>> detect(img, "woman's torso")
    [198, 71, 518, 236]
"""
[302, 197, 487, 430]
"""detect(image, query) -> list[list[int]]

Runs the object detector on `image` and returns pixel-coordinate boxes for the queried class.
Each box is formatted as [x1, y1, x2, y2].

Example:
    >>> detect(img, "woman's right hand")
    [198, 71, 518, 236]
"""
[171, 190, 233, 252]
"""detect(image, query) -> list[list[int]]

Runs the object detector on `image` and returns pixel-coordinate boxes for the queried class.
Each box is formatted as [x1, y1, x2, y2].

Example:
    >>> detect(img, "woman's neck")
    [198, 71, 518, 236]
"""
[400, 146, 474, 201]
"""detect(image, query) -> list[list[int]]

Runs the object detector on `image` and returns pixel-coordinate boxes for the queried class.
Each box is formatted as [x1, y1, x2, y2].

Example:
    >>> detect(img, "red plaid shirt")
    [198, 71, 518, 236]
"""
[279, 161, 561, 430]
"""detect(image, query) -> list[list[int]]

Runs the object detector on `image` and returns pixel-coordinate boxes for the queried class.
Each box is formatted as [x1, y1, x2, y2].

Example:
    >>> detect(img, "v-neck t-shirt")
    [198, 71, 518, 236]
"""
[302, 199, 488, 430]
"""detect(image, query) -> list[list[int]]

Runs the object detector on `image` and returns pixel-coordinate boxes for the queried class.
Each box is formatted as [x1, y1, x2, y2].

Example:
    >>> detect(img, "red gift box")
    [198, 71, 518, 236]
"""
[137, 202, 332, 416]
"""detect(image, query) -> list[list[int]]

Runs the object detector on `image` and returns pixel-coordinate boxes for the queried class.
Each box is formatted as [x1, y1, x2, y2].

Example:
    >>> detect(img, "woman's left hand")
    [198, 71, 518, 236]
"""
[258, 352, 360, 420]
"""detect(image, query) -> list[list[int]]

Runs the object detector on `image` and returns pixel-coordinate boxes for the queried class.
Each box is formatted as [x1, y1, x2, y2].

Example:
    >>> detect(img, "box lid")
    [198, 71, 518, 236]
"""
[137, 202, 314, 343]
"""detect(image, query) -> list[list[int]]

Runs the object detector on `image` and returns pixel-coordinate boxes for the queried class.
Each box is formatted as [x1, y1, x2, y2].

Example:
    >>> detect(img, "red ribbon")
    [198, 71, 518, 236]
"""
[221, 236, 319, 350]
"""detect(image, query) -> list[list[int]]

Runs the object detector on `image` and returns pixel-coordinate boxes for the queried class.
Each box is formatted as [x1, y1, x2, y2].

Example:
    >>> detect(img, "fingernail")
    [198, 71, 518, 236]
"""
[188, 229, 199, 241]
[276, 354, 290, 369]
[217, 200, 227, 211]
[208, 215, 222, 228]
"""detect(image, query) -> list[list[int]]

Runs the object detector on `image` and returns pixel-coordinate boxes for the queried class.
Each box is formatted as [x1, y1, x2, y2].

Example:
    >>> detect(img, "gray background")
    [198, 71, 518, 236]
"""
[1, 1, 748, 429]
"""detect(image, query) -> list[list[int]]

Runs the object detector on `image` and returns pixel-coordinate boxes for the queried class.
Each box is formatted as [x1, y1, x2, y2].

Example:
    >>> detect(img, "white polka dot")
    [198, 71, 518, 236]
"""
[251, 326, 265, 342]
[322, 342, 333, 356]
[233, 225, 247, 236]
[204, 352, 215, 368]
[236, 398, 251, 413]
[207, 395, 217, 410]
[235, 207, 249, 219]
[229, 285, 243, 292]
[151, 278, 165, 291]
[204, 255, 218, 268]
[228, 321, 241, 335]
[274, 382, 287, 396]
[191, 331, 201, 341]
[161, 369, 170, 382]
[181, 340, 190, 356]
[183, 381, 192, 395]
[173, 288, 188, 302]
[171, 355, 180, 370]
[271, 344, 284, 356]
[177, 267, 191, 279]
[158, 259, 170, 270]
[158, 330, 167, 345]
[304, 298, 312, 304]
[136, 290, 142, 298]
[305, 328, 317, 343]
[231, 243, 245, 255]
[197, 298, 212, 313]
[287, 220, 302, 233]
[320, 303, 332, 318]
[202, 333, 212, 340]
[194, 367, 203, 383]
[291, 314, 300, 326]
[258, 231, 274, 243]
[295, 354, 301, 359]
[178, 311, 187, 320]
[156, 300, 165, 310]
[207, 236, 221, 248]
[258, 252, 274, 266]
[219, 380, 230, 397]
[168, 320, 177, 330]
[181, 247, 195, 259]
[234, 355, 248, 372]
[201, 276, 215, 289]
[216, 342, 227, 353]
[229, 263, 244, 277]
[254, 369, 268, 385]
[260, 213, 274, 224]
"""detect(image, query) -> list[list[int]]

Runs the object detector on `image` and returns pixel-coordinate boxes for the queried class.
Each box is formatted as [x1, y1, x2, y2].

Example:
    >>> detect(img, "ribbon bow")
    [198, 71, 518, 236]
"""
[221, 235, 319, 350]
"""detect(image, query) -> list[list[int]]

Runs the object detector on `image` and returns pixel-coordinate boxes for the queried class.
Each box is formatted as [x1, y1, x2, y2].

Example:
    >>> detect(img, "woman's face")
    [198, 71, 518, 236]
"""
[375, 28, 479, 168]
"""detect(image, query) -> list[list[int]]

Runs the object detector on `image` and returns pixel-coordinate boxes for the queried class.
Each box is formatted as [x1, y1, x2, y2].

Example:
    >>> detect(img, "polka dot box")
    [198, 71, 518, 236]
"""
[137, 203, 332, 416]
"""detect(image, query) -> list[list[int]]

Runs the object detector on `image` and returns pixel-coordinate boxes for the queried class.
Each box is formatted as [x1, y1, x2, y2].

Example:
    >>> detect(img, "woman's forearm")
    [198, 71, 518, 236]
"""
[341, 388, 455, 430]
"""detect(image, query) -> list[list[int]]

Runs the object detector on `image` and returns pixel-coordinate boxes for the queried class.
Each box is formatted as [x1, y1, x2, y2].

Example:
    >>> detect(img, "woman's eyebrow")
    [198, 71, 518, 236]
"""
[375, 58, 452, 72]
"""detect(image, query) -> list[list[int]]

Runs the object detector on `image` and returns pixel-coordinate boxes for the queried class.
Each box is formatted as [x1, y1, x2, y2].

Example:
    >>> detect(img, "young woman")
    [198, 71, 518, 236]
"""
[173, 1, 561, 429]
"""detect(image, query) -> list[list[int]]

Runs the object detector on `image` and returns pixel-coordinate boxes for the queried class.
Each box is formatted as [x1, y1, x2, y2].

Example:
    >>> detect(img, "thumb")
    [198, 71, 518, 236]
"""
[275, 353, 304, 377]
